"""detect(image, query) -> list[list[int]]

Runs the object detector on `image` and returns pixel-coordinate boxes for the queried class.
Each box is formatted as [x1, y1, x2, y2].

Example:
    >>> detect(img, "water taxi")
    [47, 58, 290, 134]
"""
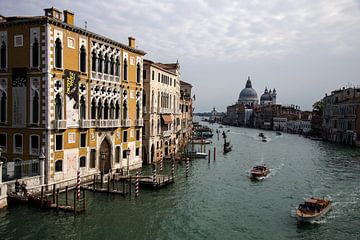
[296, 197, 331, 223]
[250, 165, 270, 179]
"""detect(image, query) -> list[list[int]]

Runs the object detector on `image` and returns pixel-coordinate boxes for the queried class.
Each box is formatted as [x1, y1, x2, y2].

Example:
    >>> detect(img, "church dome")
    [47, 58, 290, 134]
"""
[238, 77, 258, 104]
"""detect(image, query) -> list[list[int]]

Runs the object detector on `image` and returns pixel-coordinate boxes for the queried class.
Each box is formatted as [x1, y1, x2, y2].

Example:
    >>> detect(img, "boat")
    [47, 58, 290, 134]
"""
[261, 138, 267, 142]
[259, 132, 265, 138]
[190, 139, 212, 144]
[223, 141, 232, 153]
[276, 132, 282, 136]
[181, 151, 208, 159]
[250, 165, 270, 179]
[296, 197, 332, 223]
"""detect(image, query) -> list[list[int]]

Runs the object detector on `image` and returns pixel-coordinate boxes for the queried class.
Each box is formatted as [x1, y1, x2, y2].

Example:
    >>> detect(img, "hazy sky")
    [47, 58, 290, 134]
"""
[1, 0, 360, 111]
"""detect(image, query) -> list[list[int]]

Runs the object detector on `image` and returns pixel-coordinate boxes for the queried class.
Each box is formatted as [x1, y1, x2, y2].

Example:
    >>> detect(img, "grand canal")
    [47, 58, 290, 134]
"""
[1, 122, 359, 239]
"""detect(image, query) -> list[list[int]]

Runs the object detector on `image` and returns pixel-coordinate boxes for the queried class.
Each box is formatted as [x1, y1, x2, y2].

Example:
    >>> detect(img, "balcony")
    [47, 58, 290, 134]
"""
[136, 119, 144, 126]
[54, 119, 67, 129]
[122, 119, 132, 127]
[160, 108, 172, 114]
[79, 119, 121, 128]
[162, 130, 172, 137]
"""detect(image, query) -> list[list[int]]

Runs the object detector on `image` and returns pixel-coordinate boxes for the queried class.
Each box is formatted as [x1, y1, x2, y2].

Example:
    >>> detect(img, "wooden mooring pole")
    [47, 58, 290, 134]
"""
[52, 184, 56, 203]
[214, 147, 216, 161]
[208, 149, 211, 163]
[73, 191, 77, 215]
[40, 186, 44, 208]
[65, 186, 68, 205]
[56, 188, 59, 210]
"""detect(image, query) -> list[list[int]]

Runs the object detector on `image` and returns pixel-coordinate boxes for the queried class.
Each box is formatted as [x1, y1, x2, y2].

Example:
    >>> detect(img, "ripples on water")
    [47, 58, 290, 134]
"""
[0, 122, 359, 239]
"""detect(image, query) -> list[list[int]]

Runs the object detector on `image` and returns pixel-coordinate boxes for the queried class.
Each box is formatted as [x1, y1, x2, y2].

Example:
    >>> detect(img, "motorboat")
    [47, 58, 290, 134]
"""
[296, 197, 332, 223]
[250, 165, 270, 179]
[259, 132, 265, 138]
[190, 139, 212, 144]
[181, 151, 208, 159]
[276, 132, 282, 136]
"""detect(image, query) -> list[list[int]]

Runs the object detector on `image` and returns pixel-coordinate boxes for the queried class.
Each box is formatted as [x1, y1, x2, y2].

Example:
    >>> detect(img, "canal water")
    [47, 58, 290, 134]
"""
[1, 122, 359, 240]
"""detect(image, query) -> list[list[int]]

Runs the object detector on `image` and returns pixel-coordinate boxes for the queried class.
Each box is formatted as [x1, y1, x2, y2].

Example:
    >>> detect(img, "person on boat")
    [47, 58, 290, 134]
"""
[21, 181, 27, 196]
[15, 180, 20, 194]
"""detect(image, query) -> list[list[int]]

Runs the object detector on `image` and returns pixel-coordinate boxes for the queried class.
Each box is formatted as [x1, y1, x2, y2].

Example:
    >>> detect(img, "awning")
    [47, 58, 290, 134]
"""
[161, 114, 172, 124]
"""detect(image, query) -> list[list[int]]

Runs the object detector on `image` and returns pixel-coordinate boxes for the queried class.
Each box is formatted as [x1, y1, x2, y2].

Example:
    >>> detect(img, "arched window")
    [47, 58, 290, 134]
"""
[0, 91, 6, 122]
[32, 91, 39, 123]
[110, 101, 115, 119]
[55, 160, 63, 172]
[104, 100, 109, 119]
[110, 56, 114, 75]
[136, 62, 140, 83]
[0, 41, 6, 69]
[98, 52, 103, 72]
[115, 57, 120, 76]
[123, 58, 128, 81]
[80, 96, 86, 119]
[91, 98, 96, 119]
[115, 101, 120, 119]
[104, 54, 109, 74]
[55, 93, 62, 120]
[80, 45, 86, 73]
[79, 156, 86, 168]
[123, 100, 128, 119]
[32, 38, 39, 67]
[97, 99, 103, 119]
[54, 38, 62, 68]
[92, 50, 97, 72]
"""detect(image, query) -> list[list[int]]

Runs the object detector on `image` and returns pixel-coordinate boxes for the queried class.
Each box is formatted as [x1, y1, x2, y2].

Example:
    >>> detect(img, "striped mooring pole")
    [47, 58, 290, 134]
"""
[160, 158, 163, 172]
[171, 161, 175, 179]
[76, 170, 81, 200]
[185, 158, 190, 178]
[152, 168, 157, 188]
[135, 171, 139, 197]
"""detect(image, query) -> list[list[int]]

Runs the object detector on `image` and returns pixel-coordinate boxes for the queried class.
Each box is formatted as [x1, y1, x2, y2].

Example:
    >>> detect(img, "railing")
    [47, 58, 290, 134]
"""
[160, 108, 172, 114]
[162, 130, 172, 137]
[54, 119, 67, 129]
[136, 119, 144, 126]
[80, 119, 121, 128]
[2, 159, 40, 182]
[114, 76, 120, 82]
[122, 119, 132, 127]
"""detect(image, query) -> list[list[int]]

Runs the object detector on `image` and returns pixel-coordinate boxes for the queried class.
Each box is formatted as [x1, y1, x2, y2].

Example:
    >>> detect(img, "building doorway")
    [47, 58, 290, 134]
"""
[99, 138, 111, 174]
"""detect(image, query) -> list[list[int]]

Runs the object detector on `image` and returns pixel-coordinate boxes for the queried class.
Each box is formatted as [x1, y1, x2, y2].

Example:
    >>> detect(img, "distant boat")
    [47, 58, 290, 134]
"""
[190, 139, 212, 144]
[276, 132, 282, 136]
[259, 132, 265, 138]
[182, 151, 208, 159]
[262, 139, 267, 142]
[310, 136, 322, 141]
[250, 165, 270, 179]
[296, 197, 332, 223]
[223, 140, 232, 153]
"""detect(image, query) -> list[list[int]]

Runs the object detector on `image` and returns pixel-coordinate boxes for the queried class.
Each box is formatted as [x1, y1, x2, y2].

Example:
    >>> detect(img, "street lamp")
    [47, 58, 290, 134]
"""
[38, 147, 46, 186]
[126, 147, 131, 175]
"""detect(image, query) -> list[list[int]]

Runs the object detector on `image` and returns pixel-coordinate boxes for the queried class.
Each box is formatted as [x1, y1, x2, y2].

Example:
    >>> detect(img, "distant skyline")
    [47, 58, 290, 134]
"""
[1, 0, 360, 111]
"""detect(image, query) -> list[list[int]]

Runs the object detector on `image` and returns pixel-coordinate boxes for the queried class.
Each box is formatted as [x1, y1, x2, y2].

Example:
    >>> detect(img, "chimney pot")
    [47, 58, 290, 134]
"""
[128, 37, 135, 48]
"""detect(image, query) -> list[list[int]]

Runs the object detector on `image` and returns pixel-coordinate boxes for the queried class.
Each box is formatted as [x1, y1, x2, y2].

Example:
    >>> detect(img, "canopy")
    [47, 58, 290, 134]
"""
[161, 115, 172, 124]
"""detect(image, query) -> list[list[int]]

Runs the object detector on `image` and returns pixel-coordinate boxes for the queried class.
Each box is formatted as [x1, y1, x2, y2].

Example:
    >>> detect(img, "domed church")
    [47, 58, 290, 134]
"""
[260, 87, 277, 105]
[238, 76, 258, 106]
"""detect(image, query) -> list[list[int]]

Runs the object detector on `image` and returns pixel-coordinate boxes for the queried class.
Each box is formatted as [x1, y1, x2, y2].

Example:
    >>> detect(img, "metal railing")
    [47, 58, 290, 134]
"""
[136, 119, 144, 126]
[122, 119, 132, 127]
[79, 119, 121, 128]
[2, 159, 40, 182]
[54, 120, 67, 129]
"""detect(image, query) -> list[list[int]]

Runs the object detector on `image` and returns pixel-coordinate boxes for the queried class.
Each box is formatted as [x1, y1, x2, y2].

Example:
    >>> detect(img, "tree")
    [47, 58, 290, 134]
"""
[312, 100, 323, 114]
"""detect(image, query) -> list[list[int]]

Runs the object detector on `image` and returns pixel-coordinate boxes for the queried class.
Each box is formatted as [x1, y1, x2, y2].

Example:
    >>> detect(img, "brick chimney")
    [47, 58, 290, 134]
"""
[63, 10, 74, 25]
[44, 7, 62, 21]
[128, 37, 135, 48]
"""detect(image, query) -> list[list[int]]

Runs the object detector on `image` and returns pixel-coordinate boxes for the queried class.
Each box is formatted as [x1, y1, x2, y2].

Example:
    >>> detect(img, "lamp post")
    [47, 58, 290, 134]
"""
[126, 147, 131, 176]
[39, 147, 46, 186]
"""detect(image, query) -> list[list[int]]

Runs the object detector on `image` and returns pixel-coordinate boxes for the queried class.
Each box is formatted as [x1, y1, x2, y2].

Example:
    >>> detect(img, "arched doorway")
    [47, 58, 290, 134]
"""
[150, 144, 155, 164]
[99, 138, 111, 174]
[142, 146, 148, 164]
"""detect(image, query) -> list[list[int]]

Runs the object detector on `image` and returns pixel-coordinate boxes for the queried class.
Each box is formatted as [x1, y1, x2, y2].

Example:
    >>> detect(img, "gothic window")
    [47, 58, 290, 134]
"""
[80, 45, 86, 73]
[80, 96, 86, 119]
[55, 93, 62, 120]
[32, 38, 39, 68]
[98, 52, 103, 72]
[92, 50, 97, 71]
[0, 91, 6, 123]
[30, 135, 39, 155]
[136, 62, 140, 83]
[14, 134, 23, 153]
[55, 160, 63, 172]
[91, 98, 96, 119]
[54, 38, 62, 68]
[123, 58, 128, 81]
[110, 56, 114, 75]
[104, 54, 109, 74]
[123, 100, 128, 119]
[104, 100, 109, 119]
[115, 57, 120, 76]
[0, 41, 6, 69]
[110, 101, 115, 119]
[55, 134, 63, 151]
[97, 99, 103, 119]
[32, 91, 39, 124]
[115, 101, 120, 119]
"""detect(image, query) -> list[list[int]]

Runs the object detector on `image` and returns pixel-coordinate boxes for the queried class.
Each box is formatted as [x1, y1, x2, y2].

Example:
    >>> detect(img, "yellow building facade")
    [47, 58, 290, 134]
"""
[0, 7, 145, 184]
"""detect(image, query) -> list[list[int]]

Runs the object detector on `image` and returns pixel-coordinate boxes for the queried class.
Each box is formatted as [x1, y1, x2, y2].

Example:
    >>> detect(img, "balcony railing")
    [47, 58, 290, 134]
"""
[162, 130, 172, 137]
[122, 119, 132, 127]
[136, 119, 144, 126]
[160, 108, 172, 114]
[79, 119, 121, 128]
[54, 119, 67, 129]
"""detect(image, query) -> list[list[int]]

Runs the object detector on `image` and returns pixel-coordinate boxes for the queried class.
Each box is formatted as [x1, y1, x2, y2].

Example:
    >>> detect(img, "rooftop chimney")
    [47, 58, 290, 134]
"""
[44, 7, 62, 21]
[63, 10, 74, 25]
[128, 37, 135, 48]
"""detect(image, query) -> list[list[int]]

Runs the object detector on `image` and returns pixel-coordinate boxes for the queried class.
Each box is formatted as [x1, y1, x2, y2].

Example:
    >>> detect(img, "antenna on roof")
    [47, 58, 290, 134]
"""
[84, 21, 87, 30]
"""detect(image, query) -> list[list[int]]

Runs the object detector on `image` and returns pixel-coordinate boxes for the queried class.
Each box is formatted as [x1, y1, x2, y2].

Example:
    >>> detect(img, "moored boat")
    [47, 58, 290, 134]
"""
[296, 197, 331, 223]
[250, 165, 269, 179]
[181, 151, 208, 159]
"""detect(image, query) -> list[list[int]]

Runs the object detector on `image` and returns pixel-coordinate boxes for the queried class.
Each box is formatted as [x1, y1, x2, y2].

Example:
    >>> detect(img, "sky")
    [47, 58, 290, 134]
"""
[1, 0, 360, 112]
